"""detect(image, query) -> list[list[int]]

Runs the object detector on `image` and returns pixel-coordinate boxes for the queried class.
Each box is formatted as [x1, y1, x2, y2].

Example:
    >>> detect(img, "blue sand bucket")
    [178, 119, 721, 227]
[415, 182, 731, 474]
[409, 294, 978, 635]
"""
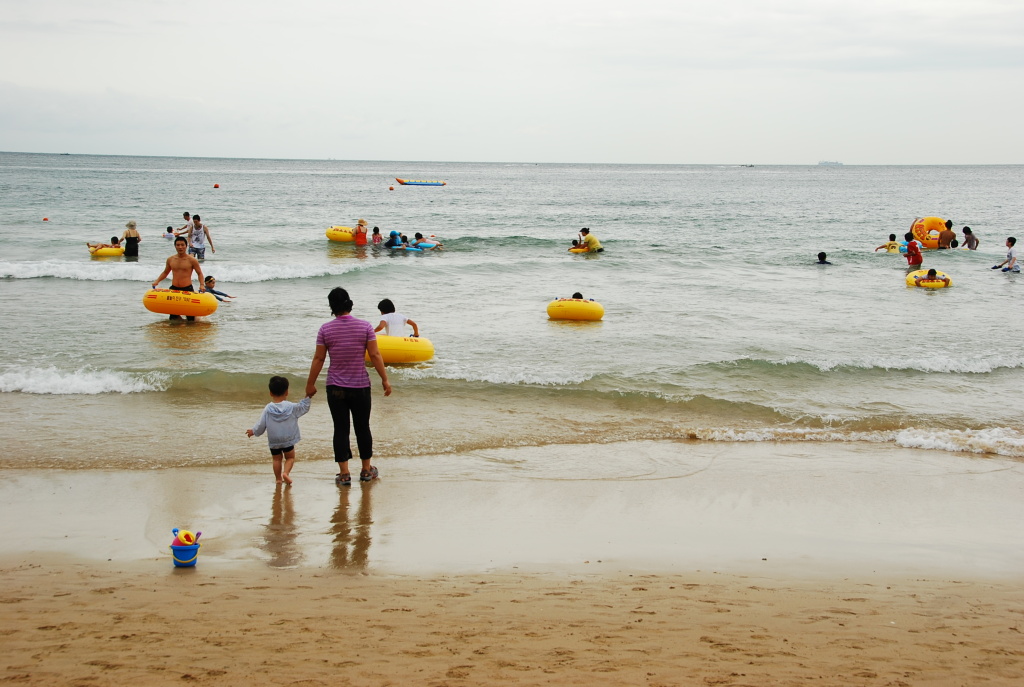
[170, 543, 201, 567]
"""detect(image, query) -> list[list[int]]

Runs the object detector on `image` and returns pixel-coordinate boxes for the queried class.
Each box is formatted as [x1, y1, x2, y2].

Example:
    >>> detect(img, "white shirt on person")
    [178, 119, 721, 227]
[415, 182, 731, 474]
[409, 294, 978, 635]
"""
[380, 312, 409, 336]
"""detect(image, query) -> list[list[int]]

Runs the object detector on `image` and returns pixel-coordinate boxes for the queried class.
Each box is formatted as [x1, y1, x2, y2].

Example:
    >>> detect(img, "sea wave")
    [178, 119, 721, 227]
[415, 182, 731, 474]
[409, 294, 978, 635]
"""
[0, 367, 169, 394]
[398, 364, 596, 386]
[711, 356, 1024, 376]
[685, 426, 1024, 458]
[0, 260, 380, 282]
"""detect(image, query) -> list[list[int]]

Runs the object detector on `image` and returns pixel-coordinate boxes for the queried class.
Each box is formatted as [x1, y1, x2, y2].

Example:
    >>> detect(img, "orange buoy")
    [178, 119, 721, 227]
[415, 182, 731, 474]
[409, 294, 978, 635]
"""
[389, 186, 394, 190]
[43, 217, 49, 221]
[213, 183, 220, 188]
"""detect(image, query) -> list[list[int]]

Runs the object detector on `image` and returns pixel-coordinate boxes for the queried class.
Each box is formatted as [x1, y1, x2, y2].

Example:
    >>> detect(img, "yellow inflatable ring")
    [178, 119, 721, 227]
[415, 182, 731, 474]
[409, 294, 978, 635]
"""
[89, 246, 125, 257]
[326, 226, 355, 242]
[366, 335, 435, 364]
[568, 247, 588, 254]
[142, 289, 219, 317]
[547, 298, 605, 321]
[910, 216, 946, 250]
[906, 269, 952, 288]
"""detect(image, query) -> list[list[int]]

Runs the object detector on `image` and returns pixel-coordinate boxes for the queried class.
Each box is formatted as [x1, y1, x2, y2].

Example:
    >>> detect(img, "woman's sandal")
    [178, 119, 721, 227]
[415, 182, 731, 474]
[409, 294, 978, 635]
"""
[359, 466, 379, 482]
[335, 473, 352, 486]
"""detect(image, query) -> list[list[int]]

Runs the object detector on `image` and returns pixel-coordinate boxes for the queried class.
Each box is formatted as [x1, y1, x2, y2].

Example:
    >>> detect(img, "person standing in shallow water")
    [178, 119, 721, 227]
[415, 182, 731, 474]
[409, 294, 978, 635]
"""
[354, 219, 369, 246]
[120, 220, 141, 259]
[306, 287, 391, 486]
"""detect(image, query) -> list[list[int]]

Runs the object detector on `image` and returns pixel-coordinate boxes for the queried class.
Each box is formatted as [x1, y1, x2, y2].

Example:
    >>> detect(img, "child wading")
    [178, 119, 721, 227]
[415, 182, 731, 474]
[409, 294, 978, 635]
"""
[246, 376, 311, 484]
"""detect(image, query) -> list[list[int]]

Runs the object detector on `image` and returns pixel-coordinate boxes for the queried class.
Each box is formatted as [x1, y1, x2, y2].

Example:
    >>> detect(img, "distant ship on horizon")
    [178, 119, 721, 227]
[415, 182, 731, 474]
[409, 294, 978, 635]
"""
[818, 160, 843, 166]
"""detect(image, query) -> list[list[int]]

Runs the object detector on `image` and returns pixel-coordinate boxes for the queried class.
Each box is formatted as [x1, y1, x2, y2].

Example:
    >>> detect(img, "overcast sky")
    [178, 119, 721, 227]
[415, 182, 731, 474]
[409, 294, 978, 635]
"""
[1, 0, 1021, 164]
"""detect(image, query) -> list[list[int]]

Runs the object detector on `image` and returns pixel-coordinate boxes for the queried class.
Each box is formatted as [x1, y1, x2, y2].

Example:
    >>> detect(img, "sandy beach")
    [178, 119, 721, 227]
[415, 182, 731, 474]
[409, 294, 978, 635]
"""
[2, 441, 1023, 684]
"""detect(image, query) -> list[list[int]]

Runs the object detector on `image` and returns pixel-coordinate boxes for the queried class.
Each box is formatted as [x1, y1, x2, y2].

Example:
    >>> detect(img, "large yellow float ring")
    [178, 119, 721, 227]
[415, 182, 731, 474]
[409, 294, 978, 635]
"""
[366, 335, 435, 364]
[910, 217, 946, 249]
[142, 289, 219, 317]
[568, 247, 588, 254]
[326, 226, 355, 242]
[89, 246, 125, 257]
[547, 298, 605, 321]
[906, 269, 952, 288]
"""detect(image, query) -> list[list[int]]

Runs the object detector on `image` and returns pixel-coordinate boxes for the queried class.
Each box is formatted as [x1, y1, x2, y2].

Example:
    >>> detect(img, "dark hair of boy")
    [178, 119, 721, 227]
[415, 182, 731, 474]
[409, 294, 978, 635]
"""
[269, 376, 289, 396]
[377, 298, 395, 314]
[888, 234, 896, 240]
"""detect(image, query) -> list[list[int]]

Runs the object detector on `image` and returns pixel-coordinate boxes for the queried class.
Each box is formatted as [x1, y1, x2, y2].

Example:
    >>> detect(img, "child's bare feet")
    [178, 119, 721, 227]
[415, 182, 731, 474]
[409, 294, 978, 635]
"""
[275, 478, 283, 484]
[282, 473, 293, 485]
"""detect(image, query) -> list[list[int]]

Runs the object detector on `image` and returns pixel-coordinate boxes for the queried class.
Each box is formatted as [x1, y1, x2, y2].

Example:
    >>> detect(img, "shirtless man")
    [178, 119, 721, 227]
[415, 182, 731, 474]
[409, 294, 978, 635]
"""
[153, 236, 206, 320]
[937, 220, 956, 249]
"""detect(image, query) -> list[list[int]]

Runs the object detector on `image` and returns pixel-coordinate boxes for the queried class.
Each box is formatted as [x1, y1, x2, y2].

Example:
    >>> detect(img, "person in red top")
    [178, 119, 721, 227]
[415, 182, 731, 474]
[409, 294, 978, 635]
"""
[354, 219, 369, 246]
[903, 232, 923, 268]
[306, 287, 390, 485]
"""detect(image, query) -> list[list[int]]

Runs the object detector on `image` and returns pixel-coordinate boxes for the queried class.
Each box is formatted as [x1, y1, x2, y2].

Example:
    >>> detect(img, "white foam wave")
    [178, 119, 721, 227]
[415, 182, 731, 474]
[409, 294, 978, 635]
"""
[895, 427, 1024, 457]
[689, 426, 1024, 458]
[0, 261, 154, 281]
[0, 367, 169, 394]
[204, 262, 378, 283]
[778, 355, 1024, 374]
[0, 260, 377, 283]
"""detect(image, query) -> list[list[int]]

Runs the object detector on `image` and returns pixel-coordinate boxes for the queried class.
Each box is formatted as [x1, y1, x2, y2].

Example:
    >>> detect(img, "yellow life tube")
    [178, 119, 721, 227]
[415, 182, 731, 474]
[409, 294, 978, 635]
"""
[89, 246, 125, 257]
[568, 247, 588, 254]
[547, 298, 604, 321]
[326, 226, 355, 242]
[906, 269, 952, 288]
[366, 335, 435, 364]
[910, 217, 946, 249]
[142, 289, 219, 317]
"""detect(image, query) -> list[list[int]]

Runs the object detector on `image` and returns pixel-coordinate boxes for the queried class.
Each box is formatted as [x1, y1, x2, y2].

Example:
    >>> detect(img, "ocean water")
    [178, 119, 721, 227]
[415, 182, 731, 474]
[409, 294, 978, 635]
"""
[2, 152, 1023, 469]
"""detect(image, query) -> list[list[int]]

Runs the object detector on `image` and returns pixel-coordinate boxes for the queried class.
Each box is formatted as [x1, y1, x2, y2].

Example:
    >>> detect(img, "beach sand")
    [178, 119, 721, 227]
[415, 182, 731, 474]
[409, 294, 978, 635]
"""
[2, 441, 1023, 685]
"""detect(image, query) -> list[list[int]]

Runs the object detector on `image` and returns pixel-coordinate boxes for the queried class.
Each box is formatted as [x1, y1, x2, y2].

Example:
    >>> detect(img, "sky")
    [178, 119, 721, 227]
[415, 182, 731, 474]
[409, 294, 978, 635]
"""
[1, 0, 1022, 164]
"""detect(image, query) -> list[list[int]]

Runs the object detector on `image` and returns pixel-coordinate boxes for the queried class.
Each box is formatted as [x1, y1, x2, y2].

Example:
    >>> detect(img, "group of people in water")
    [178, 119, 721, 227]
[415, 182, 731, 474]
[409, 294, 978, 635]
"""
[345, 219, 445, 250]
[88, 211, 214, 261]
[815, 221, 1019, 281]
[85, 220, 143, 258]
[874, 221, 979, 256]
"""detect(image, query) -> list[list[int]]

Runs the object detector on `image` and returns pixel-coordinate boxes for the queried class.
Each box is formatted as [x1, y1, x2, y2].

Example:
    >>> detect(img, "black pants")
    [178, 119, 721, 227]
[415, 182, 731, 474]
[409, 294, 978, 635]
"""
[326, 385, 372, 464]
[168, 284, 195, 321]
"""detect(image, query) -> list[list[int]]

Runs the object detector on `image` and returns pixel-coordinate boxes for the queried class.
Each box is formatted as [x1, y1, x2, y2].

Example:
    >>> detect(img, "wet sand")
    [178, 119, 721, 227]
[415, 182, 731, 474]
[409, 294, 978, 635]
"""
[1, 441, 1023, 684]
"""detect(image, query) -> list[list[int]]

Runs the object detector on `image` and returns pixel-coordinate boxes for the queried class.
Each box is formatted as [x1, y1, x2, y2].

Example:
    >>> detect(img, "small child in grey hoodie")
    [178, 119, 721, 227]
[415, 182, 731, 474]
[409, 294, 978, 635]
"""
[246, 376, 311, 484]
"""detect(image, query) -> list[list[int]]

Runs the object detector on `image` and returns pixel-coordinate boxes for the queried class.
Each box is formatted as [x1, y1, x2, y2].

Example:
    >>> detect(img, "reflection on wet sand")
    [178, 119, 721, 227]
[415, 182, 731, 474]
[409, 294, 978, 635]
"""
[330, 482, 374, 570]
[262, 484, 300, 568]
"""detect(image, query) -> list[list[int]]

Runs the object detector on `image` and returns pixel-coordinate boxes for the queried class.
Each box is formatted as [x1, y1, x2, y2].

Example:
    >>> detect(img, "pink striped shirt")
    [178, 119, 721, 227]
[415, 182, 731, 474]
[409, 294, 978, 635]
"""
[316, 315, 376, 388]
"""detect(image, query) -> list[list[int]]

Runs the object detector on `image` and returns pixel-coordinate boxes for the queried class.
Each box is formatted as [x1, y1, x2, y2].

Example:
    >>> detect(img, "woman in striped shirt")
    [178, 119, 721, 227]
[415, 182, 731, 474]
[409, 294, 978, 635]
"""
[306, 287, 391, 485]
